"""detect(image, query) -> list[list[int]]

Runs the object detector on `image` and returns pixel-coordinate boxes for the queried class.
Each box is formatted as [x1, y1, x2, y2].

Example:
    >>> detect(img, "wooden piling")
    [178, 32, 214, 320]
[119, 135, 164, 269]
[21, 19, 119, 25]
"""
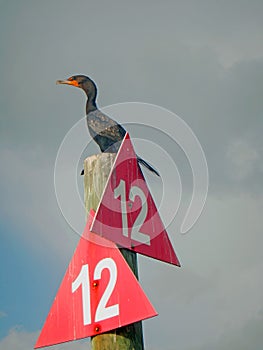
[84, 153, 144, 350]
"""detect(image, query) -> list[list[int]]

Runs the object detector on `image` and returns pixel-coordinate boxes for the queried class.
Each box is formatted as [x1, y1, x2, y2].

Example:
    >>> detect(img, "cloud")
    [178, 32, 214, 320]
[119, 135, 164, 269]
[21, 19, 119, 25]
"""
[0, 146, 81, 264]
[1, 0, 263, 199]
[140, 193, 263, 350]
[226, 139, 260, 180]
[191, 312, 263, 350]
[0, 327, 91, 350]
[0, 311, 7, 319]
[0, 328, 38, 350]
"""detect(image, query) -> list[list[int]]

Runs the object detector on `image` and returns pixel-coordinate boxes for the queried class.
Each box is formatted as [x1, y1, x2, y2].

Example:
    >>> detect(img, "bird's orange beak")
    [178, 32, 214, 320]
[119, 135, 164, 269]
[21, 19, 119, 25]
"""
[56, 79, 80, 87]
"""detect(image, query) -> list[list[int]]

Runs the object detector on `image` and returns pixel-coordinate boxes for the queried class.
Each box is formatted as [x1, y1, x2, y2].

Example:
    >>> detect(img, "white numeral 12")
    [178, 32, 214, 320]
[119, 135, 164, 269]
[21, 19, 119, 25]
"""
[72, 258, 119, 325]
[114, 179, 150, 245]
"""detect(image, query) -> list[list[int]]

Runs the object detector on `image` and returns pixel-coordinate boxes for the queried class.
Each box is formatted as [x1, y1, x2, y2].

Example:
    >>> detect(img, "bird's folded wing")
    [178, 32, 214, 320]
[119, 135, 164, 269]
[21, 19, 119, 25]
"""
[87, 110, 126, 141]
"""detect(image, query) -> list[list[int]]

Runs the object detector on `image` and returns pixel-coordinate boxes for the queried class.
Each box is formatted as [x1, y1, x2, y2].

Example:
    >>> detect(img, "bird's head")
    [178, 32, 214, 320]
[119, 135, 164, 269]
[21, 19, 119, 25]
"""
[56, 75, 97, 98]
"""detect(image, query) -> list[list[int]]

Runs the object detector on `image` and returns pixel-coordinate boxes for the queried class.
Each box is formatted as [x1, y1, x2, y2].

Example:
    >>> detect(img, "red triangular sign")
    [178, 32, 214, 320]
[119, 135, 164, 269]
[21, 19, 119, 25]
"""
[35, 211, 157, 348]
[91, 133, 180, 266]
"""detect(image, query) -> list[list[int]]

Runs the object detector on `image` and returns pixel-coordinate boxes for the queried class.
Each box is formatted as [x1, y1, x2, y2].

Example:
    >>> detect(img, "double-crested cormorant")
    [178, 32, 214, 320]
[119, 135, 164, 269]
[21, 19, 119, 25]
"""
[56, 75, 159, 176]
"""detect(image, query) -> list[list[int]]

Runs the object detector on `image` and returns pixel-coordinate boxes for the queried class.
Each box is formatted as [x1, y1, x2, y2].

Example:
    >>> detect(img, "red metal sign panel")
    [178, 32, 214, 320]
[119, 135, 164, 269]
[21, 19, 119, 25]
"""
[35, 210, 157, 348]
[91, 133, 180, 266]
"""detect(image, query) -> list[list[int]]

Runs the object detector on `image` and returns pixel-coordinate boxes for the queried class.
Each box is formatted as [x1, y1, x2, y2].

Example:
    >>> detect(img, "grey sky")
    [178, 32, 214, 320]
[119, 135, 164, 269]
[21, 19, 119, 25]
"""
[1, 1, 263, 349]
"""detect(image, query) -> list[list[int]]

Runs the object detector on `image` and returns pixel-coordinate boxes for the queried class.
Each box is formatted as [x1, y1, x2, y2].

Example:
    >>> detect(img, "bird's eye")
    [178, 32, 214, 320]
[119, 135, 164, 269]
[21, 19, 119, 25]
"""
[68, 77, 74, 81]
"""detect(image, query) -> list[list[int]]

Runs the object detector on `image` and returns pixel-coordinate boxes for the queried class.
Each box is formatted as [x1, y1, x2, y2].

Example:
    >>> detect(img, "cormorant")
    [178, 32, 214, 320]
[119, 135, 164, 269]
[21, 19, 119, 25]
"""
[56, 75, 159, 176]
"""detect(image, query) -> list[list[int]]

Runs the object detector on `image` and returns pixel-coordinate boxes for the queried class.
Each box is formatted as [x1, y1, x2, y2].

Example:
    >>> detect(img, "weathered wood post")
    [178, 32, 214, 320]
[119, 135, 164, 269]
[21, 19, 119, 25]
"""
[84, 153, 144, 350]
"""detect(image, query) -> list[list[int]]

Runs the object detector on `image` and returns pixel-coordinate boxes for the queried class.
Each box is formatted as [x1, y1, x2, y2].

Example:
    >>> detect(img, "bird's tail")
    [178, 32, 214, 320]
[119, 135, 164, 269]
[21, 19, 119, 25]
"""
[81, 156, 160, 177]
[137, 156, 160, 177]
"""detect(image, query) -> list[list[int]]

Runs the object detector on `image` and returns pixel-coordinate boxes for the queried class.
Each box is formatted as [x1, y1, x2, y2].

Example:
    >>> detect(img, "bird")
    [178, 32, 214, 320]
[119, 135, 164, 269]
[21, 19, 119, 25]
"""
[56, 75, 160, 176]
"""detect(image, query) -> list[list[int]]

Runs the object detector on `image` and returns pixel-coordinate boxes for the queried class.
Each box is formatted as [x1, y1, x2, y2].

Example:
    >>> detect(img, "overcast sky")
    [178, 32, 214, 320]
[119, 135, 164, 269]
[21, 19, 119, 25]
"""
[1, 1, 263, 349]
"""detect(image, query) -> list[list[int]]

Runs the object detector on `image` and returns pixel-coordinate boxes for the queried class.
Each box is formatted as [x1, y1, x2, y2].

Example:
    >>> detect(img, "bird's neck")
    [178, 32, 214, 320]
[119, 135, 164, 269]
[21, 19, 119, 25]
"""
[86, 94, 97, 114]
